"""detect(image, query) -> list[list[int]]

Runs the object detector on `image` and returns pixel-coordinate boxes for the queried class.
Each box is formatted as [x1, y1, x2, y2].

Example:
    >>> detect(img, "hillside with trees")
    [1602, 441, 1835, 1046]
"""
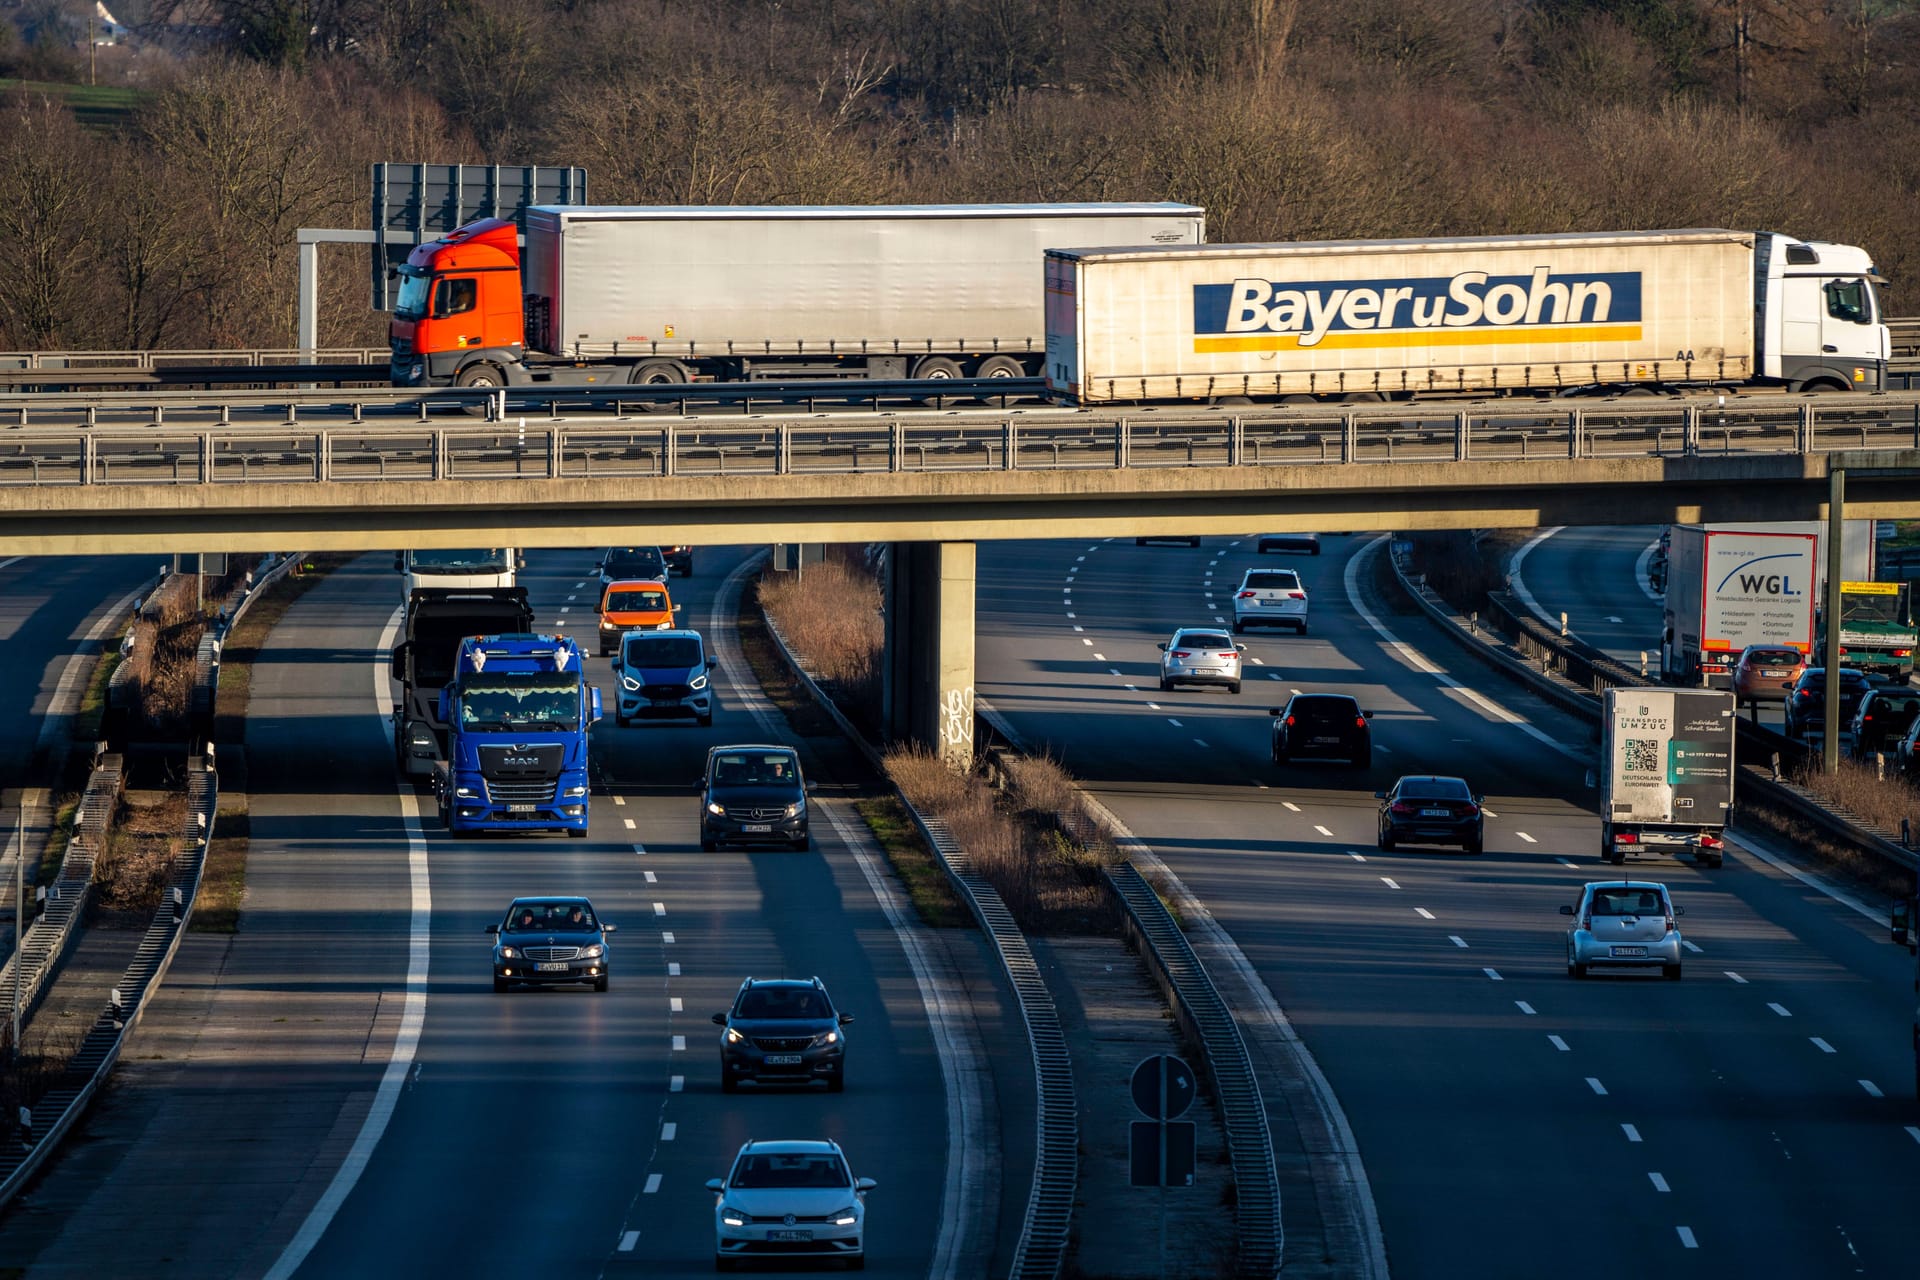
[1, 0, 1916, 350]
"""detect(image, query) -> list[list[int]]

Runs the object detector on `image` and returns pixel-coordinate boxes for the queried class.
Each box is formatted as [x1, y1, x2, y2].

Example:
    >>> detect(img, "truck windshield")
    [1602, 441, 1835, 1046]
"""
[394, 269, 431, 321]
[410, 549, 511, 573]
[1840, 589, 1910, 625]
[458, 675, 579, 729]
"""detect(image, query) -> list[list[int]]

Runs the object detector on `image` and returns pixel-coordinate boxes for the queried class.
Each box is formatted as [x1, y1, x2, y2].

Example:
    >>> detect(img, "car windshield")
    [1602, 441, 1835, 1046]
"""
[410, 548, 509, 572]
[730, 1153, 851, 1190]
[458, 675, 578, 729]
[711, 753, 799, 786]
[1399, 778, 1469, 800]
[625, 636, 702, 667]
[608, 589, 668, 613]
[1589, 888, 1665, 916]
[504, 901, 596, 932]
[1292, 697, 1357, 721]
[737, 986, 833, 1019]
[1178, 633, 1234, 650]
[604, 549, 664, 576]
[1245, 572, 1301, 590]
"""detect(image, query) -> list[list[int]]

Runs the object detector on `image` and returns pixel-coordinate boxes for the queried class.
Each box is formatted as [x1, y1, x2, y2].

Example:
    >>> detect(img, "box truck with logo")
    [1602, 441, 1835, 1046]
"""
[1600, 688, 1735, 868]
[390, 203, 1204, 391]
[1044, 229, 1888, 403]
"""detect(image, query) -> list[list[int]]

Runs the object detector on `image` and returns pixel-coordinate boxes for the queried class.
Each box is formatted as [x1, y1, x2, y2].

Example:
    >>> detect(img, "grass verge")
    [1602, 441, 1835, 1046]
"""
[852, 797, 970, 928]
[192, 807, 250, 934]
[735, 576, 841, 739]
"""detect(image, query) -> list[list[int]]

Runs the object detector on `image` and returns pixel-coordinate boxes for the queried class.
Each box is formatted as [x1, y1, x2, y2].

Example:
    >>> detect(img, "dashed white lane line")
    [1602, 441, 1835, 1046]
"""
[1648, 1172, 1670, 1193]
[1548, 1035, 1570, 1052]
[1376, 744, 1392, 754]
[1093, 652, 1107, 661]
[1110, 669, 1122, 677]
[1767, 1002, 1791, 1017]
[1193, 738, 1210, 748]
[1483, 968, 1503, 981]
[1516, 831, 1537, 843]
[644, 1174, 662, 1194]
[661, 1123, 677, 1141]
[1214, 616, 1228, 624]
[1449, 936, 1468, 948]
[669, 997, 682, 1012]
[668, 963, 680, 976]
[1557, 857, 1578, 869]
[1282, 801, 1301, 812]
[1414, 907, 1435, 920]
[559, 605, 570, 613]
[1125, 684, 1138, 692]
[653, 902, 667, 917]
[1167, 718, 1183, 727]
[1249, 657, 1265, 665]
[661, 932, 675, 944]
[1622, 1124, 1642, 1143]
[1480, 807, 1498, 818]
[671, 1035, 685, 1051]
[1906, 1126, 1920, 1146]
[1082, 638, 1093, 646]
[1349, 852, 1367, 862]
[1267, 671, 1284, 679]
[1681, 940, 1702, 953]
[1073, 625, 1084, 632]
[1515, 1001, 1536, 1015]
[1076, 555, 1086, 562]
[1290, 687, 1303, 696]
[1380, 877, 1400, 889]
[1606, 615, 1623, 624]
[1676, 1227, 1698, 1249]
[574, 581, 586, 589]
[623, 817, 636, 829]
[612, 795, 626, 806]
[1587, 1077, 1608, 1096]
[1726, 971, 1748, 984]
[1314, 824, 1334, 837]
[643, 870, 657, 884]
[619, 1231, 640, 1251]
[633, 844, 647, 856]
[1147, 702, 1161, 710]
[1067, 612, 1076, 619]
[1859, 1080, 1884, 1098]
[1811, 1038, 1835, 1054]
[669, 1075, 684, 1092]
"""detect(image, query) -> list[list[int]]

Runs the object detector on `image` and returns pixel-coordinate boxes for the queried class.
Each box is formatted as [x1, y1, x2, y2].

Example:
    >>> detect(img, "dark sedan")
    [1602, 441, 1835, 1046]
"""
[1377, 775, 1484, 854]
[488, 896, 615, 992]
[701, 744, 812, 850]
[1850, 687, 1920, 758]
[1271, 693, 1371, 768]
[1782, 667, 1872, 740]
[714, 976, 852, 1093]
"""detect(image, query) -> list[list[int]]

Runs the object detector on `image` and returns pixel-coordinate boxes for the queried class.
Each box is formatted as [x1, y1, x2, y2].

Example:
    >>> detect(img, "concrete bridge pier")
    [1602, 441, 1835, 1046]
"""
[882, 541, 976, 768]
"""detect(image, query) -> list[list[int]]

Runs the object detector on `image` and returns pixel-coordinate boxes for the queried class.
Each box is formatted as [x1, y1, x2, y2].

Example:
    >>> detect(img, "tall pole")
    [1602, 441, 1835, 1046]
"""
[1823, 467, 1845, 773]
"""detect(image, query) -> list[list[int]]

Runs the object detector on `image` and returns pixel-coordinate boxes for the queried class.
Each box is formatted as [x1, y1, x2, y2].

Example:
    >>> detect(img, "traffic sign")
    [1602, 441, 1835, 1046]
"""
[1130, 1120, 1197, 1187]
[1130, 1054, 1196, 1120]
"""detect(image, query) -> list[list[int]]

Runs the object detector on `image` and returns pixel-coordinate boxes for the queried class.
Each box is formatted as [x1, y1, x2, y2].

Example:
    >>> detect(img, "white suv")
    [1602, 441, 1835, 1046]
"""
[708, 1139, 875, 1271]
[1233, 568, 1309, 634]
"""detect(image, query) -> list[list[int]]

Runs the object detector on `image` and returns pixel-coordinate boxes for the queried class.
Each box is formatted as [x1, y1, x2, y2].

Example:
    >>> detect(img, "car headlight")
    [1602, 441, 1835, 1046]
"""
[707, 802, 726, 816]
[453, 786, 476, 798]
[831, 1208, 857, 1226]
[689, 673, 708, 690]
[600, 619, 617, 630]
[582, 944, 603, 958]
[621, 675, 640, 691]
[724, 1027, 745, 1045]
[499, 946, 517, 959]
[721, 1205, 746, 1227]
[812, 1029, 839, 1047]
[564, 785, 586, 797]
[784, 802, 802, 819]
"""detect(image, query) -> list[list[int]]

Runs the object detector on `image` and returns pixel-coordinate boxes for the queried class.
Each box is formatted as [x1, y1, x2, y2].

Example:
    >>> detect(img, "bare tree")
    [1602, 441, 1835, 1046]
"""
[0, 94, 97, 347]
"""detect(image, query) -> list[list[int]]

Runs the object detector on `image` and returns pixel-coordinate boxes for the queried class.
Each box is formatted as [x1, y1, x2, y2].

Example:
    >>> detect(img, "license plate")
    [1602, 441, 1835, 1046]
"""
[1420, 808, 1449, 817]
[1763, 669, 1791, 677]
[1610, 946, 1647, 957]
[507, 803, 536, 813]
[768, 1230, 812, 1242]
[1313, 736, 1339, 744]
[743, 823, 773, 833]
[764, 1054, 803, 1066]
[537, 962, 571, 972]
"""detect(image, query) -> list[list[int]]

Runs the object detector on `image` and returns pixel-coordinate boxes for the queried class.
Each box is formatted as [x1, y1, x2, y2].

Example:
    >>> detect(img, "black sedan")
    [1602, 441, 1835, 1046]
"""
[714, 976, 853, 1093]
[1849, 687, 1920, 759]
[1257, 532, 1321, 555]
[488, 896, 615, 992]
[1377, 775, 1484, 854]
[1271, 693, 1372, 768]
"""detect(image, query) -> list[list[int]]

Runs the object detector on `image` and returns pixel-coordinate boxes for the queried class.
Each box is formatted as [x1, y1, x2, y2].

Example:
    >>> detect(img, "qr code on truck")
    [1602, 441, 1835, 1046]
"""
[1623, 739, 1661, 772]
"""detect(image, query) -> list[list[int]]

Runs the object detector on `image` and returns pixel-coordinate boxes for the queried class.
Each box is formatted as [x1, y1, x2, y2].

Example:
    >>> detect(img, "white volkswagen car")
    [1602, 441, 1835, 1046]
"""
[1232, 567, 1310, 634]
[1561, 881, 1685, 980]
[708, 1138, 875, 1271]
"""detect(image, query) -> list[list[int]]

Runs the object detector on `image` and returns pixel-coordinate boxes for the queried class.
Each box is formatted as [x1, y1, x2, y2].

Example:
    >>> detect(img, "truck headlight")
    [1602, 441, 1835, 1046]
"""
[409, 732, 434, 749]
[689, 673, 708, 691]
[454, 786, 476, 798]
[564, 785, 586, 797]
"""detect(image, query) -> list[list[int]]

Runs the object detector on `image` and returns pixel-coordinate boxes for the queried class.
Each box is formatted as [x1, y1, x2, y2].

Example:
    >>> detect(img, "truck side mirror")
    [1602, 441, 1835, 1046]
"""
[390, 642, 408, 681]
[590, 686, 603, 722]
[1894, 899, 1915, 948]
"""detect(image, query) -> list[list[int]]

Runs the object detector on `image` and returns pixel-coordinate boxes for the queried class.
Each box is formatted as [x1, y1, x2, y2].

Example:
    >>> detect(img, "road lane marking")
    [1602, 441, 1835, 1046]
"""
[1811, 1038, 1835, 1053]
[624, 817, 636, 829]
[613, 795, 626, 806]
[574, 581, 586, 588]
[1349, 852, 1366, 862]
[1726, 971, 1747, 984]
[644, 870, 657, 883]
[1859, 1080, 1883, 1098]
[670, 1076, 684, 1092]
[1250, 657, 1264, 665]
[1110, 669, 1122, 677]
[662, 932, 675, 944]
[1291, 687, 1303, 695]
[559, 605, 570, 613]
[1587, 1077, 1607, 1095]
[633, 844, 647, 856]
[619, 1231, 639, 1251]
[1483, 968, 1503, 981]
[661, 1123, 677, 1141]
[1125, 684, 1137, 691]
[1314, 824, 1333, 836]
[1193, 738, 1210, 748]
[1067, 612, 1076, 619]
[1167, 718, 1183, 727]
[1480, 807, 1497, 818]
[1515, 1002, 1536, 1015]
[264, 605, 434, 1280]
[1507, 527, 1565, 628]
[1268, 671, 1283, 679]
[1648, 1172, 1670, 1193]
[1093, 652, 1106, 660]
[668, 963, 680, 976]
[671, 1035, 685, 1051]
[1076, 556, 1085, 562]
[1380, 877, 1400, 889]
[645, 1175, 662, 1194]
[1557, 857, 1578, 868]
[1727, 828, 1891, 929]
[1414, 907, 1435, 919]
[653, 902, 667, 916]
[1082, 638, 1092, 646]
[1906, 1127, 1920, 1146]
[1147, 702, 1161, 710]
[567, 594, 577, 602]
[1681, 940, 1702, 953]
[1767, 1003, 1791, 1017]
[1516, 831, 1537, 843]
[1622, 1124, 1641, 1142]
[1282, 802, 1301, 812]
[1548, 1035, 1569, 1051]
[1676, 1227, 1697, 1249]
[1449, 936, 1468, 948]
[669, 997, 682, 1012]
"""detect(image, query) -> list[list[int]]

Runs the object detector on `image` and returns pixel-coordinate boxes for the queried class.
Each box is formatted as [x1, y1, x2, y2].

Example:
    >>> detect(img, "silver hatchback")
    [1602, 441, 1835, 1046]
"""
[1159, 628, 1245, 693]
[1562, 881, 1685, 980]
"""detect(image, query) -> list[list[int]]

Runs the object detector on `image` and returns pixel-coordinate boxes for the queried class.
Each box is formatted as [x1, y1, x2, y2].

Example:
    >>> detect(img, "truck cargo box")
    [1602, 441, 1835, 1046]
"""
[523, 203, 1204, 359]
[1046, 229, 1756, 403]
[1602, 688, 1736, 827]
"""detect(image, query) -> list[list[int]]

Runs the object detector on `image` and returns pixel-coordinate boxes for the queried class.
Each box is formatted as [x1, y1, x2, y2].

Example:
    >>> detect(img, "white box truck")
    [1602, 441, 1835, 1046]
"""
[391, 203, 1205, 390]
[1661, 522, 1874, 685]
[1601, 688, 1735, 868]
[1044, 229, 1888, 403]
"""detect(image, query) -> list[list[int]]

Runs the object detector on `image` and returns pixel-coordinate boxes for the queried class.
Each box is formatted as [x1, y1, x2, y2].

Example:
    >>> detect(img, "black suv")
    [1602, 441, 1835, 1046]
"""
[1271, 693, 1372, 768]
[700, 744, 812, 850]
[1782, 667, 1872, 740]
[1849, 687, 1920, 758]
[714, 977, 852, 1092]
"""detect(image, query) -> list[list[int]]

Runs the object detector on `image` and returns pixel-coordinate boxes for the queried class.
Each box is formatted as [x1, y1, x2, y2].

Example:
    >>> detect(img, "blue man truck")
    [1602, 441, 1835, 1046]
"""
[436, 633, 600, 837]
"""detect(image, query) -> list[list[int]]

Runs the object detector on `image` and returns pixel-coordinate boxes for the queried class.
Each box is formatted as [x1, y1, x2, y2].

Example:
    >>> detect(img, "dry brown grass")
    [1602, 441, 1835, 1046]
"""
[93, 793, 186, 918]
[1792, 754, 1920, 847]
[0, 1019, 88, 1147]
[758, 554, 883, 734]
[122, 559, 265, 739]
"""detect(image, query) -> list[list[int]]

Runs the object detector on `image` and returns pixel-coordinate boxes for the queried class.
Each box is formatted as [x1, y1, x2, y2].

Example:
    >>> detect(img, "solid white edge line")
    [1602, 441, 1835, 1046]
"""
[714, 556, 985, 1280]
[1343, 538, 1581, 761]
[1507, 527, 1567, 630]
[1727, 827, 1891, 928]
[265, 606, 429, 1280]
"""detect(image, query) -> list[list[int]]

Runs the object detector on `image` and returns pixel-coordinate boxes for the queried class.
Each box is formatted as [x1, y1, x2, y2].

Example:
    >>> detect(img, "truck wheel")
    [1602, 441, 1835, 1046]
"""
[1605, 851, 1625, 866]
[974, 355, 1026, 407]
[455, 362, 504, 417]
[912, 355, 964, 407]
[630, 359, 690, 413]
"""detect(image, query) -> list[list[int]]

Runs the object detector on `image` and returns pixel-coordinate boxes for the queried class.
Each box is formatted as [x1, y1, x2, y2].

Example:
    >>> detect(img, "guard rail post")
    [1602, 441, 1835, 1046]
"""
[1227, 415, 1243, 465]
[1343, 412, 1357, 462]
[663, 425, 676, 477]
[1003, 418, 1016, 470]
[547, 426, 560, 480]
[1683, 403, 1701, 456]
[1116, 419, 1128, 468]
[200, 432, 214, 482]
[1455, 409, 1469, 461]
[1568, 409, 1582, 459]
[776, 422, 790, 475]
[889, 419, 902, 472]
[1798, 402, 1815, 453]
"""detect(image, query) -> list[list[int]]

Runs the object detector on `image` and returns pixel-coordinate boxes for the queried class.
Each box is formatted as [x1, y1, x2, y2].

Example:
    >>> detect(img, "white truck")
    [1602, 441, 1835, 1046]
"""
[397, 548, 523, 599]
[1661, 522, 1874, 686]
[1043, 229, 1889, 403]
[392, 203, 1206, 390]
[1600, 688, 1736, 868]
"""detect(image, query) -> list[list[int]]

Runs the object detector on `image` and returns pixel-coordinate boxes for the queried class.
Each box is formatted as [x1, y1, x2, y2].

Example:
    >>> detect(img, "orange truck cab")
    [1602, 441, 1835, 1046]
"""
[596, 579, 677, 655]
[390, 218, 525, 390]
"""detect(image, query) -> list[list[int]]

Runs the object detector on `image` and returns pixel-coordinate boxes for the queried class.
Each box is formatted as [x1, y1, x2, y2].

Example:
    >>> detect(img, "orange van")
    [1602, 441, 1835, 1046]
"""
[597, 578, 676, 655]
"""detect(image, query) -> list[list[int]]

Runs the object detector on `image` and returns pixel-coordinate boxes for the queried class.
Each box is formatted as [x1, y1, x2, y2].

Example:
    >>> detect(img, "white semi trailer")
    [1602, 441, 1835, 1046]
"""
[1044, 229, 1889, 403]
